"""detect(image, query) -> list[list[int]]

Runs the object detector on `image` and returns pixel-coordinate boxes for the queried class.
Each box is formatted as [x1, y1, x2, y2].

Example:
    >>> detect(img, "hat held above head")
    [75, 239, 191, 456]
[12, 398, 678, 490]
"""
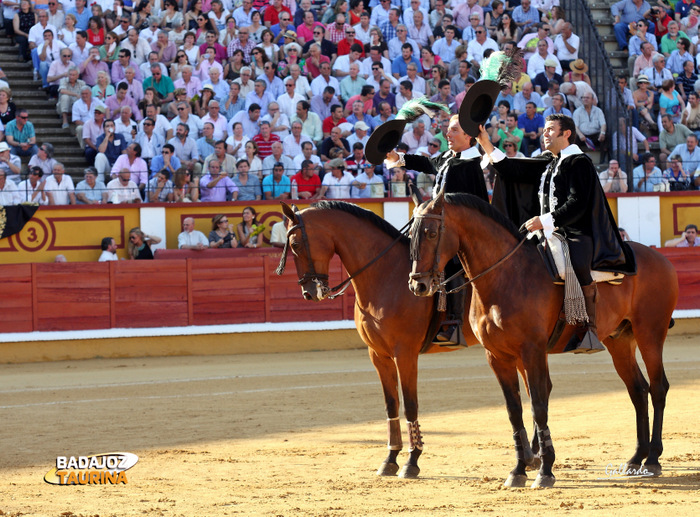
[458, 47, 524, 137]
[365, 97, 452, 165]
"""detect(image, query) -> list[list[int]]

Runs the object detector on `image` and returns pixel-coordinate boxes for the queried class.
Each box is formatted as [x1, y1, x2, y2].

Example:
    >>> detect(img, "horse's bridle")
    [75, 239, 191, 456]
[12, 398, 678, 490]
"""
[409, 202, 528, 305]
[276, 208, 412, 300]
[408, 211, 447, 305]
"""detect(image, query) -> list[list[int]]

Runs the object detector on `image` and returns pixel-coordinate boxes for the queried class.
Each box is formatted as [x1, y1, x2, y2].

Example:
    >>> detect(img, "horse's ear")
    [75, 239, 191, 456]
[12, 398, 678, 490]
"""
[281, 202, 299, 225]
[408, 180, 423, 207]
[432, 190, 444, 212]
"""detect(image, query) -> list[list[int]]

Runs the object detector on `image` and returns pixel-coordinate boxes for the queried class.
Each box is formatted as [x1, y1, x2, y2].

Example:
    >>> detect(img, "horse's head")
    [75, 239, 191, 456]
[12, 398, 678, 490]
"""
[408, 194, 458, 297]
[277, 202, 335, 302]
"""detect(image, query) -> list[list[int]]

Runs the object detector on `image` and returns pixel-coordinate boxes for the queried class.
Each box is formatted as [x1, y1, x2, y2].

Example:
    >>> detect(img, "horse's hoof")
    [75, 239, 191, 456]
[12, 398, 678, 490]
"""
[623, 462, 642, 475]
[398, 464, 420, 479]
[642, 462, 662, 477]
[504, 473, 528, 488]
[526, 456, 542, 471]
[531, 474, 555, 488]
[376, 461, 400, 476]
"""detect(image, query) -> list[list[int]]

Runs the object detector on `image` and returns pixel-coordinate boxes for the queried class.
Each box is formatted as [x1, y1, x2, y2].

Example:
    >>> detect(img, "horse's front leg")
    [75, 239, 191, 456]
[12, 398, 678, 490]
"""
[369, 349, 403, 476]
[486, 351, 534, 487]
[395, 353, 422, 479]
[522, 343, 556, 488]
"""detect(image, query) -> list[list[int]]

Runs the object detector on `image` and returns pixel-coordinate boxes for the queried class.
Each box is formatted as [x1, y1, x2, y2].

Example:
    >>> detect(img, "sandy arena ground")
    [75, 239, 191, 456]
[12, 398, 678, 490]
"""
[0, 334, 699, 516]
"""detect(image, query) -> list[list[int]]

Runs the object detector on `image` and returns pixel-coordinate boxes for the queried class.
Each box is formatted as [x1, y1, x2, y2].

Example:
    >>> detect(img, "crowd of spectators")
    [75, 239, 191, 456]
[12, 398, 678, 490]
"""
[0, 0, 596, 205]
[3, 0, 700, 211]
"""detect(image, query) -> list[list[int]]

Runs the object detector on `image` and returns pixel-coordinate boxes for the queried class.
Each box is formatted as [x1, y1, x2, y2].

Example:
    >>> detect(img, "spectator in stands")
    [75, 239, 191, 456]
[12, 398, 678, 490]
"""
[681, 92, 700, 136]
[0, 167, 21, 205]
[599, 159, 629, 193]
[75, 166, 108, 204]
[98, 236, 118, 261]
[209, 214, 238, 248]
[0, 141, 22, 183]
[127, 227, 161, 260]
[13, 0, 36, 63]
[253, 120, 281, 159]
[150, 143, 182, 179]
[147, 169, 174, 202]
[611, 0, 652, 50]
[110, 142, 148, 190]
[660, 115, 692, 170]
[633, 153, 664, 192]
[0, 87, 16, 126]
[200, 159, 238, 202]
[642, 54, 672, 101]
[122, 66, 145, 104]
[518, 102, 545, 156]
[170, 123, 200, 172]
[632, 75, 658, 131]
[352, 158, 384, 198]
[93, 117, 129, 181]
[553, 22, 579, 71]
[203, 139, 237, 177]
[493, 112, 523, 152]
[289, 159, 322, 199]
[135, 115, 165, 161]
[236, 206, 263, 248]
[262, 161, 292, 199]
[432, 24, 459, 62]
[105, 82, 142, 123]
[6, 108, 39, 158]
[262, 141, 295, 176]
[633, 41, 655, 77]
[233, 159, 263, 201]
[17, 166, 47, 204]
[45, 46, 73, 98]
[513, 82, 543, 115]
[45, 162, 76, 205]
[319, 157, 357, 198]
[79, 46, 109, 87]
[512, 0, 540, 30]
[81, 103, 107, 165]
[663, 154, 693, 190]
[69, 30, 92, 68]
[676, 60, 697, 103]
[573, 93, 607, 155]
[667, 223, 700, 247]
[107, 169, 142, 203]
[613, 117, 649, 165]
[319, 126, 351, 161]
[293, 140, 322, 169]
[670, 133, 700, 178]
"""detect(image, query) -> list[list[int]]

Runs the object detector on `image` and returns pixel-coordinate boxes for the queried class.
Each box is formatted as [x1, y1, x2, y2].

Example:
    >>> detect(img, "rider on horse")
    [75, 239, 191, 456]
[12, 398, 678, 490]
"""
[386, 114, 489, 344]
[477, 114, 634, 354]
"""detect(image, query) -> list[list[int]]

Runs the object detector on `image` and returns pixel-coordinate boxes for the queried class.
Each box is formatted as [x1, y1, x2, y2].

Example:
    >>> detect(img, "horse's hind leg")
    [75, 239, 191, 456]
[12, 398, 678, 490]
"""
[521, 344, 556, 488]
[487, 352, 534, 488]
[605, 335, 651, 471]
[368, 349, 403, 476]
[635, 329, 670, 476]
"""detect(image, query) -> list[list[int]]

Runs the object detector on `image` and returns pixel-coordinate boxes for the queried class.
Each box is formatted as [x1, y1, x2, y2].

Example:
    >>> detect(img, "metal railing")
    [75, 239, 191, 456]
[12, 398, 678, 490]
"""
[563, 0, 635, 188]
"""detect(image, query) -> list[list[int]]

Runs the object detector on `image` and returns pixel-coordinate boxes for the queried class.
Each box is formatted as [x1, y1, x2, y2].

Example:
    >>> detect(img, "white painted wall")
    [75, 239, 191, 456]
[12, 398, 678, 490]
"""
[139, 207, 167, 251]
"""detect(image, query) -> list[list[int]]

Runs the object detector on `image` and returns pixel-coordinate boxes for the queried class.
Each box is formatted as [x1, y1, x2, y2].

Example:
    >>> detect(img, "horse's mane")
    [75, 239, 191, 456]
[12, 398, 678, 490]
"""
[310, 201, 410, 245]
[444, 193, 523, 240]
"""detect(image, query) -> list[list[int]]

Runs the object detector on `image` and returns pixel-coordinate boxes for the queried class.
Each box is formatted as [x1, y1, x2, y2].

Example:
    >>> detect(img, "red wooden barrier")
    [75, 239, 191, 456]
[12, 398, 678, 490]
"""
[0, 249, 695, 335]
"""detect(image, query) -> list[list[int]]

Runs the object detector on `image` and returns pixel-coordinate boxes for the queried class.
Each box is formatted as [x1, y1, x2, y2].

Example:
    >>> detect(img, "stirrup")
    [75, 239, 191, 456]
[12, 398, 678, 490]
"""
[564, 329, 605, 354]
[435, 324, 466, 346]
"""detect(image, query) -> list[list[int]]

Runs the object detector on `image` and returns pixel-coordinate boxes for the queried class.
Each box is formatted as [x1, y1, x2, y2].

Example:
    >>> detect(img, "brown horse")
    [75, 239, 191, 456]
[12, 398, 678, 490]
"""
[408, 193, 677, 488]
[278, 201, 479, 478]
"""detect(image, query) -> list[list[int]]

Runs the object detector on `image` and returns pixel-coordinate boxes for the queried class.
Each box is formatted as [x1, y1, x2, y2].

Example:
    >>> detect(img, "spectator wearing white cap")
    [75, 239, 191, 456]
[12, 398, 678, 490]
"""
[347, 121, 370, 148]
[0, 141, 22, 184]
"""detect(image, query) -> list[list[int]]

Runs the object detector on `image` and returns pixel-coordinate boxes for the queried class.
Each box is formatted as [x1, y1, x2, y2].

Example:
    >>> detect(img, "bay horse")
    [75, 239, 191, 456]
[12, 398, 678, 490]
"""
[278, 201, 480, 478]
[408, 193, 677, 488]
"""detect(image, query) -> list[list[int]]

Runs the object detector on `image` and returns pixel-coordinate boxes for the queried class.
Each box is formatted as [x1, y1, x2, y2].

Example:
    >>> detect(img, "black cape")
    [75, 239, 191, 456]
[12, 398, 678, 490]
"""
[405, 149, 489, 202]
[490, 149, 636, 275]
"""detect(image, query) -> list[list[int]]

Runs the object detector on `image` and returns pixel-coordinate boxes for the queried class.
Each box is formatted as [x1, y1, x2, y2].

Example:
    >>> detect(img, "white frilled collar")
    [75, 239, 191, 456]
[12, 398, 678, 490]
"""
[455, 146, 481, 160]
[559, 144, 584, 158]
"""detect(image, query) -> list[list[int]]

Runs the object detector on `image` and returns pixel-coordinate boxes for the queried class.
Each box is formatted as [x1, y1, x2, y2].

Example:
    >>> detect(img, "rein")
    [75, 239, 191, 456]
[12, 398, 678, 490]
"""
[277, 210, 413, 300]
[409, 206, 528, 307]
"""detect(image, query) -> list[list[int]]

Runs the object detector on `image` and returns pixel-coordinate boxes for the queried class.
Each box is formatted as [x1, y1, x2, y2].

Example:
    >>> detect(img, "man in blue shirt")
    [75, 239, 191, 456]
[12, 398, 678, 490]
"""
[262, 162, 292, 199]
[633, 153, 664, 192]
[512, 0, 541, 31]
[391, 43, 421, 79]
[517, 102, 545, 156]
[150, 143, 182, 178]
[611, 0, 652, 50]
[94, 119, 129, 181]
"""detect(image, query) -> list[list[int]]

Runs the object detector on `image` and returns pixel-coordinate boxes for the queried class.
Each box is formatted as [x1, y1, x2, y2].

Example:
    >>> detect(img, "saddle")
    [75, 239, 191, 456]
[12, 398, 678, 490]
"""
[536, 233, 624, 286]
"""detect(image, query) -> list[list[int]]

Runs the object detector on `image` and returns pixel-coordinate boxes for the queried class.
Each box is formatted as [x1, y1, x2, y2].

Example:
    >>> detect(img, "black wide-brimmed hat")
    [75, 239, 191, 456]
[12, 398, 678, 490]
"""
[365, 97, 452, 165]
[365, 119, 408, 165]
[458, 79, 500, 137]
[458, 49, 524, 137]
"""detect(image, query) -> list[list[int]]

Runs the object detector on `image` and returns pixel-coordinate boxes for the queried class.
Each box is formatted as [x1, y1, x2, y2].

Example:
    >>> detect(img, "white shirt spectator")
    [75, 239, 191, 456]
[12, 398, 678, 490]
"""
[527, 54, 563, 78]
[0, 177, 20, 205]
[352, 171, 385, 198]
[106, 177, 142, 203]
[553, 32, 580, 62]
[44, 174, 75, 205]
[310, 75, 341, 98]
[98, 249, 118, 261]
[322, 171, 355, 198]
[466, 36, 499, 66]
[178, 229, 209, 248]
